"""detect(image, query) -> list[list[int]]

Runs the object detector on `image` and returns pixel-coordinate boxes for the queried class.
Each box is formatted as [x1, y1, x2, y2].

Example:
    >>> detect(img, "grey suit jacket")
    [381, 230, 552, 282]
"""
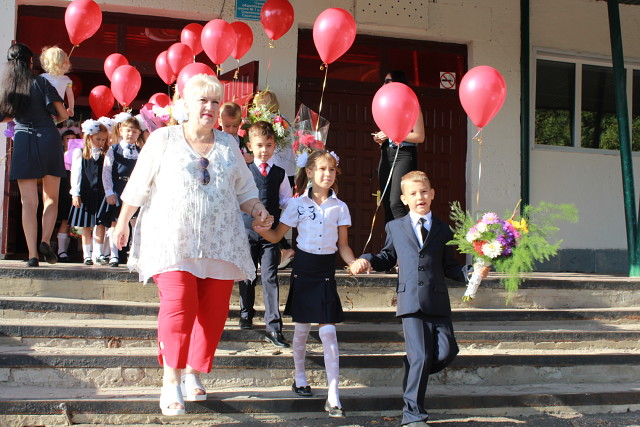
[362, 213, 466, 317]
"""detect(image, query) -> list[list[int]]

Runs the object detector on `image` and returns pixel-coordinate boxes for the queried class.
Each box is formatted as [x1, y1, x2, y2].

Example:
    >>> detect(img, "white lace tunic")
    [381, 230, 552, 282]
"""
[121, 125, 258, 283]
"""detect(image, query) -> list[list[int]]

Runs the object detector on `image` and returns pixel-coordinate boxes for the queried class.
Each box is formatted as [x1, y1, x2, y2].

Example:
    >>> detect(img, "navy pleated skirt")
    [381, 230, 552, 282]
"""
[68, 190, 105, 228]
[284, 250, 344, 324]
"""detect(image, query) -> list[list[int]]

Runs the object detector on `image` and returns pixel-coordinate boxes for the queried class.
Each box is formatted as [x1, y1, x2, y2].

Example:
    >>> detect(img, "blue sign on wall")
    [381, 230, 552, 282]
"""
[235, 0, 266, 21]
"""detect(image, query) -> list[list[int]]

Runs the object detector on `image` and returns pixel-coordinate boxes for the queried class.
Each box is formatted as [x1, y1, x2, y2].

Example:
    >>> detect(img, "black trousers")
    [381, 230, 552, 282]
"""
[400, 314, 459, 425]
[239, 228, 283, 333]
[378, 144, 418, 223]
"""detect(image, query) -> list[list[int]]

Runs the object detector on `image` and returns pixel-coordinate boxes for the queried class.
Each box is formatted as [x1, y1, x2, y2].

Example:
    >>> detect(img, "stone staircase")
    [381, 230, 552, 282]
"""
[1, 261, 640, 425]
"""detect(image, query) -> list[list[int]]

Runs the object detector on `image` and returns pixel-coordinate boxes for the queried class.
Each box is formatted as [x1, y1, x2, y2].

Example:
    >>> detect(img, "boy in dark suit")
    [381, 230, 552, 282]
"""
[239, 121, 292, 347]
[350, 171, 488, 426]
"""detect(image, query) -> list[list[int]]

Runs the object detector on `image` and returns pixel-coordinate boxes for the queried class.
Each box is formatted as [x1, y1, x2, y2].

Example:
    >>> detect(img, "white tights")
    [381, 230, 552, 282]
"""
[319, 324, 341, 408]
[293, 323, 311, 387]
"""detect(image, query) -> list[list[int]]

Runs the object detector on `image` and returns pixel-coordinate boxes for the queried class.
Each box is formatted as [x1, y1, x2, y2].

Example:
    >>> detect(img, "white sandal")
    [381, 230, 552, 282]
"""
[181, 373, 207, 401]
[159, 385, 185, 416]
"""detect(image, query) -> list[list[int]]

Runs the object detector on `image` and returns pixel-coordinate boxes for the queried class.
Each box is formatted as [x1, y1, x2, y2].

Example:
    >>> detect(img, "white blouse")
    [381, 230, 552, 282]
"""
[121, 125, 258, 283]
[280, 189, 351, 254]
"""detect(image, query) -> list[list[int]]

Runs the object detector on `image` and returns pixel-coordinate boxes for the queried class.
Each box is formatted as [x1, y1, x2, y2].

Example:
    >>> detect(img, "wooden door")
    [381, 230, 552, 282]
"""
[296, 31, 468, 254]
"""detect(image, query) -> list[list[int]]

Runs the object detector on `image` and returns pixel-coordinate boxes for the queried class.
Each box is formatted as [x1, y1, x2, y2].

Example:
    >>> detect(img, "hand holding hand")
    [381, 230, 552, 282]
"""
[253, 214, 274, 231]
[350, 258, 372, 275]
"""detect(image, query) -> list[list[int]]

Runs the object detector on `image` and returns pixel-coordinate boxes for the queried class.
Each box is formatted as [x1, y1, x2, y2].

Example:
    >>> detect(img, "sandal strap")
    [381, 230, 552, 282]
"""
[160, 385, 184, 409]
[182, 373, 205, 394]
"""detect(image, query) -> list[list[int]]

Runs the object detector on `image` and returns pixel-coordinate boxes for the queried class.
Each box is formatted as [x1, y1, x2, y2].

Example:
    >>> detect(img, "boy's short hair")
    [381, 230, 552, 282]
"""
[400, 171, 432, 193]
[248, 120, 276, 140]
[220, 102, 242, 120]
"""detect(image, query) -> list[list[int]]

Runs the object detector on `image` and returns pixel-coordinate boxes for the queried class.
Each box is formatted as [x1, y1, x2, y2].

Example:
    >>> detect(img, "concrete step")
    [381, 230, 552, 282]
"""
[1, 261, 640, 309]
[2, 317, 640, 352]
[2, 346, 640, 389]
[1, 383, 639, 426]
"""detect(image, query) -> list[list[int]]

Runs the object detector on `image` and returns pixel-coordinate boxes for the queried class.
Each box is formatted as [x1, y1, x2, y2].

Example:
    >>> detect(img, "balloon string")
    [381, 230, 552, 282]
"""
[68, 45, 77, 58]
[265, 54, 272, 88]
[472, 128, 483, 208]
[234, 59, 240, 80]
[362, 145, 400, 254]
[316, 64, 329, 134]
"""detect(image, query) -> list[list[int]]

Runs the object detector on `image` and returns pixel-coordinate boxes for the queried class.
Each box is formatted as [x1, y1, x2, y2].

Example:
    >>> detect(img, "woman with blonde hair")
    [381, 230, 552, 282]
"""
[112, 73, 270, 416]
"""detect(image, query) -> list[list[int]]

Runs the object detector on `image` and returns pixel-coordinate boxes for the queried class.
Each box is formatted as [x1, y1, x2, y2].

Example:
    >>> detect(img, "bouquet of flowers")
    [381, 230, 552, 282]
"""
[449, 200, 578, 301]
[243, 95, 291, 149]
[292, 104, 330, 167]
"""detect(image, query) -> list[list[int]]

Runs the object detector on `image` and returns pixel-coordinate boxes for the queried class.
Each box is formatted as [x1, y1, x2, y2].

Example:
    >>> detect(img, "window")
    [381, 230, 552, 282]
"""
[535, 52, 640, 151]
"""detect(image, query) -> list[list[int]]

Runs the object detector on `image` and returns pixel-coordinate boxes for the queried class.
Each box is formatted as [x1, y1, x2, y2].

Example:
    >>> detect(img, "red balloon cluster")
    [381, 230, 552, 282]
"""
[372, 82, 420, 143]
[65, 0, 102, 46]
[260, 0, 294, 41]
[313, 8, 357, 65]
[458, 66, 507, 128]
[89, 85, 114, 118]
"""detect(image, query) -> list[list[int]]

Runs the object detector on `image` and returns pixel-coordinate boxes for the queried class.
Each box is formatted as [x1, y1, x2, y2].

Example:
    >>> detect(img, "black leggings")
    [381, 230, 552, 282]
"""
[378, 144, 418, 223]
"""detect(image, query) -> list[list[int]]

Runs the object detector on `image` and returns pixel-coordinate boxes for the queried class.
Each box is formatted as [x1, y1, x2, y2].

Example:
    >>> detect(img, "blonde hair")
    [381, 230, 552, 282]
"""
[40, 46, 70, 76]
[400, 171, 432, 193]
[253, 90, 279, 113]
[220, 102, 242, 121]
[295, 150, 340, 196]
[113, 117, 145, 148]
[183, 74, 224, 105]
[82, 124, 108, 159]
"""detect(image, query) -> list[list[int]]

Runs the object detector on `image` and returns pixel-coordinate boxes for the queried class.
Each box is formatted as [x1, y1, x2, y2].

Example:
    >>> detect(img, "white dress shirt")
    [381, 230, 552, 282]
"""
[280, 189, 351, 254]
[252, 157, 293, 208]
[409, 210, 432, 248]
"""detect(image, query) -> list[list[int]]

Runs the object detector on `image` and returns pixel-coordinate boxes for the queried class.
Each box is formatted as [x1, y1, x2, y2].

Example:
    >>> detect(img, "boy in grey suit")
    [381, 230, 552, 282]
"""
[351, 171, 488, 426]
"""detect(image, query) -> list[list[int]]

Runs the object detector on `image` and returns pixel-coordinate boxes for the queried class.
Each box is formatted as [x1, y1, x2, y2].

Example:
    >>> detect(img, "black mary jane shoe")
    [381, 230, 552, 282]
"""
[57, 252, 70, 263]
[108, 257, 119, 267]
[38, 242, 58, 264]
[324, 399, 345, 418]
[26, 257, 39, 267]
[84, 257, 93, 266]
[291, 381, 312, 397]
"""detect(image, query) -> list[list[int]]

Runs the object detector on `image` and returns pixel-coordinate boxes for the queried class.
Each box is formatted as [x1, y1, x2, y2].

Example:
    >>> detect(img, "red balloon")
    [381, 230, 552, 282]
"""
[89, 85, 114, 118]
[260, 0, 294, 41]
[313, 8, 356, 65]
[104, 53, 128, 81]
[149, 93, 171, 108]
[181, 23, 204, 56]
[68, 74, 82, 99]
[372, 82, 420, 143]
[111, 65, 142, 107]
[167, 43, 194, 76]
[201, 19, 236, 65]
[155, 51, 176, 85]
[177, 62, 215, 97]
[64, 0, 102, 46]
[459, 66, 507, 128]
[230, 22, 253, 60]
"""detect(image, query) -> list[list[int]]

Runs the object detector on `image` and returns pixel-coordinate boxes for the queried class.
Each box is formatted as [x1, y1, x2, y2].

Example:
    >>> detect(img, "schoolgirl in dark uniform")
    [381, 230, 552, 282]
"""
[68, 120, 109, 265]
[98, 114, 145, 267]
[253, 150, 356, 418]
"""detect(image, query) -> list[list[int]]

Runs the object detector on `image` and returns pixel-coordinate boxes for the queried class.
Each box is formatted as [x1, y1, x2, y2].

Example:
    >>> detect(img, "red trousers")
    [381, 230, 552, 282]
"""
[153, 271, 233, 373]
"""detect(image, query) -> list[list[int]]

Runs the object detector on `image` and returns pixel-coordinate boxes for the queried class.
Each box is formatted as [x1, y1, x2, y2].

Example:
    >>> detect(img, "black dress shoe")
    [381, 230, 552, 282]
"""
[291, 381, 312, 396]
[264, 331, 290, 348]
[239, 317, 253, 330]
[26, 257, 39, 267]
[38, 242, 57, 264]
[324, 399, 345, 418]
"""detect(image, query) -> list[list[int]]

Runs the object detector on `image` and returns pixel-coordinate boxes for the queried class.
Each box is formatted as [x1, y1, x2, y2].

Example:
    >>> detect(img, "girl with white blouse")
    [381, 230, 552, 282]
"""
[253, 150, 357, 418]
[67, 120, 109, 265]
[111, 74, 269, 417]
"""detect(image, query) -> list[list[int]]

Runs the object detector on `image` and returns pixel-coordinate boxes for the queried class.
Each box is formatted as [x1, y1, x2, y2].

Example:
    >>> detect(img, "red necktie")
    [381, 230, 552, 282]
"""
[260, 162, 268, 177]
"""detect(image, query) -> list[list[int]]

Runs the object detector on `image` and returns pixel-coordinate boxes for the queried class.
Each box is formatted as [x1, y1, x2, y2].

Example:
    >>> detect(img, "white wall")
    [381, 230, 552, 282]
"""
[530, 0, 640, 249]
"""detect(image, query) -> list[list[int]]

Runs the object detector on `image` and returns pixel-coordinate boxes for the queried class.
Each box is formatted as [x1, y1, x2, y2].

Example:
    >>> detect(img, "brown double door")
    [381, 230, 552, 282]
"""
[296, 31, 468, 254]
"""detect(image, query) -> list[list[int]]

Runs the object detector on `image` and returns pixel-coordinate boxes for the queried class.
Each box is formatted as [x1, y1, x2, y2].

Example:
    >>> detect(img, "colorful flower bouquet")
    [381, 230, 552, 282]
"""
[242, 95, 291, 149]
[292, 104, 330, 167]
[449, 201, 578, 301]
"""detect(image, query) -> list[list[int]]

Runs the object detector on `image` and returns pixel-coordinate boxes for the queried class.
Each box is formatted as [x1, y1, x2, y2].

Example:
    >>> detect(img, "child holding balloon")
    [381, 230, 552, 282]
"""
[40, 46, 75, 117]
[98, 113, 145, 267]
[68, 120, 109, 265]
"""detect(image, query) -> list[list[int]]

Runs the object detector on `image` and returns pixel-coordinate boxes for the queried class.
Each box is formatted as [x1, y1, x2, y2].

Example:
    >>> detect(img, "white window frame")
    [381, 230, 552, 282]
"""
[532, 47, 640, 156]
